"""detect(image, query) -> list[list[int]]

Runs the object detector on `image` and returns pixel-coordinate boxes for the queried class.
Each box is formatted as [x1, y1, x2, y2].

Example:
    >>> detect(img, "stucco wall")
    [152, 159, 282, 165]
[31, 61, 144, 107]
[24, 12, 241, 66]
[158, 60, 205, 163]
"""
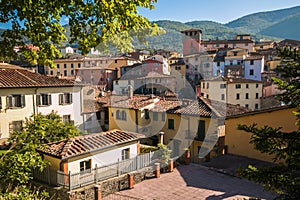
[225, 107, 297, 162]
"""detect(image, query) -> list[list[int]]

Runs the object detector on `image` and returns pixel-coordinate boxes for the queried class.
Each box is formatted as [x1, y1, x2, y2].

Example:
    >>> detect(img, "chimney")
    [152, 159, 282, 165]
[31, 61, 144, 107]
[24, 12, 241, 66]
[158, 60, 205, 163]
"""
[159, 131, 164, 145]
[128, 85, 133, 99]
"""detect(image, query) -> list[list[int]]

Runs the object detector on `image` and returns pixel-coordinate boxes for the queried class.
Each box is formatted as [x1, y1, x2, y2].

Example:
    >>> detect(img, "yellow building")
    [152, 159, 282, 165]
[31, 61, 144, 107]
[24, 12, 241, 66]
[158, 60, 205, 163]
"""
[107, 94, 249, 163]
[225, 106, 298, 162]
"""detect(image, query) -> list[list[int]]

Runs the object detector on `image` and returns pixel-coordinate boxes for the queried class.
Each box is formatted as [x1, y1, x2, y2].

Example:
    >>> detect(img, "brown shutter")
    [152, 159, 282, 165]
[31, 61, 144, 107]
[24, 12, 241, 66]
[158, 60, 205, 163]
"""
[48, 94, 52, 105]
[59, 94, 63, 105]
[21, 95, 25, 107]
[36, 95, 41, 106]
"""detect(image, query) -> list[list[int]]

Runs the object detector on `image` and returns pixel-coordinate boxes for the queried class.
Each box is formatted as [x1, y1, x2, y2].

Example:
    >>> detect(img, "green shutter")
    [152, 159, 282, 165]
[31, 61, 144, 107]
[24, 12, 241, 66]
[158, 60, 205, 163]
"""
[197, 120, 205, 141]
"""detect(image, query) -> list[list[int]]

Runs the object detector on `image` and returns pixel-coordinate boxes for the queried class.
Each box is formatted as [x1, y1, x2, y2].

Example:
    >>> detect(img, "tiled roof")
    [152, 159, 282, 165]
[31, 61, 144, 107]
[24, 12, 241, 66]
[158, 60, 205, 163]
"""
[0, 63, 81, 88]
[82, 99, 102, 113]
[151, 99, 182, 112]
[180, 29, 202, 33]
[174, 98, 212, 117]
[204, 76, 262, 84]
[137, 72, 175, 79]
[244, 55, 264, 60]
[38, 129, 144, 159]
[109, 95, 158, 109]
[201, 39, 254, 44]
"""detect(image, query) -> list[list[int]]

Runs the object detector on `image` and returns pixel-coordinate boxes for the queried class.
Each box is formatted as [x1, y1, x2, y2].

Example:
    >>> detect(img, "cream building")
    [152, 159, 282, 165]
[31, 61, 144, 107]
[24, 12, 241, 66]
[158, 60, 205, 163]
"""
[200, 76, 262, 110]
[0, 63, 84, 144]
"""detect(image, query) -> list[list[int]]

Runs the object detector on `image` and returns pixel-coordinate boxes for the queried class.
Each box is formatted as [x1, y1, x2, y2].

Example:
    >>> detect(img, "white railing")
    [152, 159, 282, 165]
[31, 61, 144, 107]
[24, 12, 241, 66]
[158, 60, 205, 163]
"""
[33, 151, 157, 190]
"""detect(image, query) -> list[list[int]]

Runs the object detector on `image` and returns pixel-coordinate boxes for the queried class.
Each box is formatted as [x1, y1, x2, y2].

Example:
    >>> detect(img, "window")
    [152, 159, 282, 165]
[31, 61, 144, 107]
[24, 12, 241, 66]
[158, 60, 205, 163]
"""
[115, 60, 118, 63]
[256, 84, 259, 88]
[162, 113, 165, 121]
[256, 93, 259, 99]
[36, 94, 51, 106]
[249, 69, 254, 76]
[64, 64, 67, 68]
[202, 82, 205, 89]
[80, 159, 91, 173]
[116, 110, 121, 120]
[57, 64, 60, 68]
[246, 84, 249, 89]
[236, 93, 240, 100]
[153, 112, 158, 121]
[122, 148, 130, 160]
[9, 120, 23, 135]
[197, 120, 205, 141]
[168, 119, 174, 130]
[71, 64, 74, 68]
[63, 115, 72, 124]
[245, 93, 249, 99]
[145, 109, 150, 119]
[175, 66, 181, 70]
[64, 70, 67, 76]
[245, 43, 248, 46]
[71, 70, 74, 75]
[206, 83, 209, 89]
[255, 104, 259, 110]
[121, 111, 126, 120]
[59, 93, 72, 105]
[245, 104, 249, 108]
[250, 60, 254, 65]
[220, 84, 226, 89]
[235, 84, 241, 89]
[0, 97, 2, 109]
[221, 94, 225, 100]
[78, 63, 81, 68]
[7, 94, 25, 108]
[217, 62, 220, 66]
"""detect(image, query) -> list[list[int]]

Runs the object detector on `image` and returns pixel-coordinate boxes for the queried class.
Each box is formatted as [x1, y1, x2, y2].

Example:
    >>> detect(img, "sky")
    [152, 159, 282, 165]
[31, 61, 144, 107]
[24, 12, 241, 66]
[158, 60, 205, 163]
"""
[138, 0, 300, 24]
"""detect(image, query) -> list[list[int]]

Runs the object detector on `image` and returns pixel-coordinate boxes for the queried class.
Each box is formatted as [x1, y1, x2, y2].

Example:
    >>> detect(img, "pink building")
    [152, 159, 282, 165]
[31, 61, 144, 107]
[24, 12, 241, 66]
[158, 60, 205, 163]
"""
[181, 29, 202, 55]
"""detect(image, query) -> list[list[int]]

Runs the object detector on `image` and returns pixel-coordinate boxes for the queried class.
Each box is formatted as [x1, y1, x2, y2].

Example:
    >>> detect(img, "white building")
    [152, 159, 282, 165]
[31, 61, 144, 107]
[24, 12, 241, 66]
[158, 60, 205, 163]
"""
[0, 63, 84, 144]
[244, 55, 264, 81]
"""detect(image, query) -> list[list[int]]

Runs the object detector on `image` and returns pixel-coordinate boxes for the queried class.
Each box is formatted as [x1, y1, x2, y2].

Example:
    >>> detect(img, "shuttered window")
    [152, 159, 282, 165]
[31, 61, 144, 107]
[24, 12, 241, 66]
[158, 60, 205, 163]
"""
[36, 94, 52, 106]
[6, 94, 25, 108]
[59, 93, 72, 105]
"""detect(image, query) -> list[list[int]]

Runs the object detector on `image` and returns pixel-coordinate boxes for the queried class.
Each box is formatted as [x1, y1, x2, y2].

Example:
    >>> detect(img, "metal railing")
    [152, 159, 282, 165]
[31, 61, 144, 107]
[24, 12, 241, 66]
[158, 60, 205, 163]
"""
[33, 151, 157, 190]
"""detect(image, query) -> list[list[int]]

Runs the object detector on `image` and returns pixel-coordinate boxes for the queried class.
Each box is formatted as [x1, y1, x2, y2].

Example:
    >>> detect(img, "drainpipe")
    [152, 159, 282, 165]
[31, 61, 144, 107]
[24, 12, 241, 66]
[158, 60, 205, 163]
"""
[135, 109, 139, 133]
[33, 87, 38, 115]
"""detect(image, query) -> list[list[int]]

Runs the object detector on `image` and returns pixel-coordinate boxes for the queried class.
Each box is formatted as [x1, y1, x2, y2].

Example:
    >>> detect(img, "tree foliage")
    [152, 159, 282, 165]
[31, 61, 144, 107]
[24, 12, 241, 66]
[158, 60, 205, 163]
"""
[0, 111, 79, 198]
[0, 0, 162, 67]
[238, 47, 300, 199]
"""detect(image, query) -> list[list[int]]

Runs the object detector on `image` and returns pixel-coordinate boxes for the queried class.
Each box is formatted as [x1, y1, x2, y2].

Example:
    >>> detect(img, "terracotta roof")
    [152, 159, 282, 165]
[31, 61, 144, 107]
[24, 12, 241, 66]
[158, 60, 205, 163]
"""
[137, 72, 175, 79]
[38, 129, 144, 159]
[151, 99, 182, 112]
[0, 63, 81, 88]
[180, 29, 202, 33]
[204, 76, 262, 84]
[201, 39, 254, 44]
[82, 99, 102, 113]
[109, 95, 158, 109]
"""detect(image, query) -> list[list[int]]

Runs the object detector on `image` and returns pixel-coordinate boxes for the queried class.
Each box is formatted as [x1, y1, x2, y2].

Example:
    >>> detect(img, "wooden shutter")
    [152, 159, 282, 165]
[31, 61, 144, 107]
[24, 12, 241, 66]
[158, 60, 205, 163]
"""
[36, 95, 41, 106]
[21, 95, 25, 107]
[59, 94, 63, 105]
[6, 96, 13, 108]
[197, 120, 205, 141]
[69, 93, 73, 104]
[48, 94, 52, 105]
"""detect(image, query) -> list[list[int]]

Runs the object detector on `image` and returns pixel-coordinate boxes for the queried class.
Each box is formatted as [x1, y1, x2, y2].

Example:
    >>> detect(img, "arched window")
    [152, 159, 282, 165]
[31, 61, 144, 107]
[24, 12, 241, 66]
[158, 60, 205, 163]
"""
[121, 111, 127, 120]
[116, 110, 121, 120]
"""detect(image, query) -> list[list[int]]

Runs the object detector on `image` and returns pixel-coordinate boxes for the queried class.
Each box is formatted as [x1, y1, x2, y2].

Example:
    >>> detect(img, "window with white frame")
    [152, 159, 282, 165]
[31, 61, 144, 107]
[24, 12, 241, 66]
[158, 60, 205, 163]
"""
[59, 93, 72, 105]
[7, 94, 25, 108]
[122, 148, 130, 160]
[36, 94, 52, 106]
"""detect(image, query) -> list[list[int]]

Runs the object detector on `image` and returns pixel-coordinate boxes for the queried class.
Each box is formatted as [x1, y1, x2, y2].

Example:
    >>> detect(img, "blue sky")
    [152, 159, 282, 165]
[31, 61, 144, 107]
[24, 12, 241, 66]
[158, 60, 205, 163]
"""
[138, 0, 300, 23]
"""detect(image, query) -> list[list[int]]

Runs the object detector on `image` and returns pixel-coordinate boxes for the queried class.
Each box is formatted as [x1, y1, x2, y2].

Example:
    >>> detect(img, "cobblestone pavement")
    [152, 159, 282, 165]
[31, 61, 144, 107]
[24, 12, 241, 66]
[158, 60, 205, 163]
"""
[103, 163, 276, 200]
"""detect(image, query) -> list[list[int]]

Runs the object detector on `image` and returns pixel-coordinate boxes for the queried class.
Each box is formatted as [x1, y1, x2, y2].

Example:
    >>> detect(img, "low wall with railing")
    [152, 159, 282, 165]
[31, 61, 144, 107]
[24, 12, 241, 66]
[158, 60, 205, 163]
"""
[33, 151, 160, 190]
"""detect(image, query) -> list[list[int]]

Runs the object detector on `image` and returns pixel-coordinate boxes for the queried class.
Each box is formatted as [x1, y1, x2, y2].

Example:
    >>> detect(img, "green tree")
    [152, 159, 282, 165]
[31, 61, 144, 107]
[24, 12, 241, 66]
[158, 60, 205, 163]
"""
[238, 47, 300, 199]
[0, 0, 163, 67]
[0, 111, 79, 197]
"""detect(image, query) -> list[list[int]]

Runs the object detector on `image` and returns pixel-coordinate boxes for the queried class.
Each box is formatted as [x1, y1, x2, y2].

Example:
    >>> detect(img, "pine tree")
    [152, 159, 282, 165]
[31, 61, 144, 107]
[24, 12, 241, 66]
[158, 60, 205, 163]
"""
[238, 47, 300, 199]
